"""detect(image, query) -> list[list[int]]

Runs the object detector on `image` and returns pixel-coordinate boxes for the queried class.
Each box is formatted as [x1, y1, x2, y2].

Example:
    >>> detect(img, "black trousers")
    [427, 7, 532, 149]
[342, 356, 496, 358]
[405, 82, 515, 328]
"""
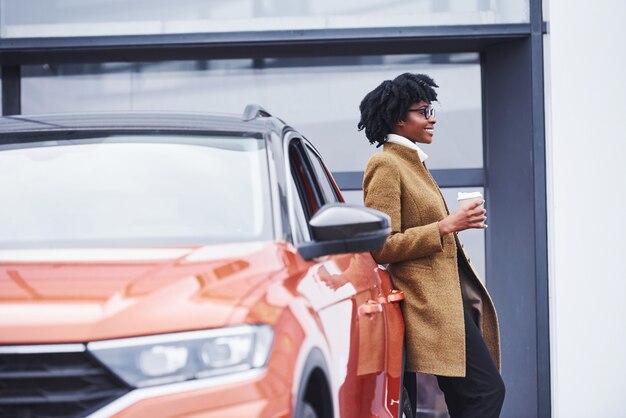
[435, 307, 506, 418]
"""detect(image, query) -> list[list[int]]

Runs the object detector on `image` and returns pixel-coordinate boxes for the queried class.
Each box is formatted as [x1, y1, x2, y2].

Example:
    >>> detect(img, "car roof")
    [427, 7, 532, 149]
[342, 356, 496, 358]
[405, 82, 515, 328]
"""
[0, 111, 281, 136]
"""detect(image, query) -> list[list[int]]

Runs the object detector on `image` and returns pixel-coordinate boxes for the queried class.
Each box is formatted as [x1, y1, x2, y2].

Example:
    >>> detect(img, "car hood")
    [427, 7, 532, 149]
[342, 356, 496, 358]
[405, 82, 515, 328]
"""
[0, 242, 297, 344]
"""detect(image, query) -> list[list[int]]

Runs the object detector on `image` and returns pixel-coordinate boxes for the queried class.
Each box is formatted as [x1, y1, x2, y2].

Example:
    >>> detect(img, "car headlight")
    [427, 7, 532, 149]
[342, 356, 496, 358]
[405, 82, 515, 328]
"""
[88, 325, 273, 388]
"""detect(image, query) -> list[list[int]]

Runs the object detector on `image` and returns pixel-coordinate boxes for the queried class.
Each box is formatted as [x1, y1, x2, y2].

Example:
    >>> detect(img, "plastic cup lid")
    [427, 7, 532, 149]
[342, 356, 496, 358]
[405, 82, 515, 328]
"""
[457, 191, 483, 200]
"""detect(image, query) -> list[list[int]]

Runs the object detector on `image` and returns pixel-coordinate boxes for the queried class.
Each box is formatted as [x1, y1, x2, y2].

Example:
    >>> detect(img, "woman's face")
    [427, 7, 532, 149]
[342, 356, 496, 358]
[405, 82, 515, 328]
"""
[393, 101, 437, 144]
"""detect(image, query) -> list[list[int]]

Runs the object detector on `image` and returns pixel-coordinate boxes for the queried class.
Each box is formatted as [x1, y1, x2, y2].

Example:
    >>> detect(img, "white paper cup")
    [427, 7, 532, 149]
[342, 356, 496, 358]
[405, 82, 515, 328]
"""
[457, 191, 484, 209]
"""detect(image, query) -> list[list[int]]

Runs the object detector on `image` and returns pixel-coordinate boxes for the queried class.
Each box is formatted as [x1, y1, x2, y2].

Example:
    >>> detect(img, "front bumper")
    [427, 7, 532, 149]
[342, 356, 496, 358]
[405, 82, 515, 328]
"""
[87, 368, 290, 418]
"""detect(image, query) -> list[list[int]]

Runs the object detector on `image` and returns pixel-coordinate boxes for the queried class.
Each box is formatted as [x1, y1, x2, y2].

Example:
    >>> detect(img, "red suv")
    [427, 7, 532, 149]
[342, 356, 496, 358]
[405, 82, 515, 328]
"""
[0, 106, 409, 418]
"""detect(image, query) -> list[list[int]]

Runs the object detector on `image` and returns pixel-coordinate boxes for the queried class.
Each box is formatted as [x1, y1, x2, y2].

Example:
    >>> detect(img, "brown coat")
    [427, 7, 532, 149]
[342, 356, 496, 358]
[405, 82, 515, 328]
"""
[363, 142, 501, 377]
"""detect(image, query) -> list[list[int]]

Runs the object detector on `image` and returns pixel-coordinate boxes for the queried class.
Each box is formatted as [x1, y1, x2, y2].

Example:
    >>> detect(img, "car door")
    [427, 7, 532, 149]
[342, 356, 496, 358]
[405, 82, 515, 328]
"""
[287, 137, 402, 417]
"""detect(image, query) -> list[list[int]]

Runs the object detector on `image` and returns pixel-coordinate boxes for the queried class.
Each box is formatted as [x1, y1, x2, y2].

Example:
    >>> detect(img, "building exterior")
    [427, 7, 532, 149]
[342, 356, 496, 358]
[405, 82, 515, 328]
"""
[1, 0, 624, 416]
[545, 1, 626, 416]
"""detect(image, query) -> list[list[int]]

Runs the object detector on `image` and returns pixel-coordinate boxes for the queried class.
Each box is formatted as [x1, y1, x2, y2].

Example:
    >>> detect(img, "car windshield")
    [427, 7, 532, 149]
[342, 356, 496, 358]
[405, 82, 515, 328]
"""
[0, 133, 273, 249]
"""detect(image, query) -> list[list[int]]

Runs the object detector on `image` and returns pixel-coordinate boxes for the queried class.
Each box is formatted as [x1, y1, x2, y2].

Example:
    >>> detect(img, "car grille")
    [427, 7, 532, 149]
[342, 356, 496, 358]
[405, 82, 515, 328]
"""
[0, 347, 130, 418]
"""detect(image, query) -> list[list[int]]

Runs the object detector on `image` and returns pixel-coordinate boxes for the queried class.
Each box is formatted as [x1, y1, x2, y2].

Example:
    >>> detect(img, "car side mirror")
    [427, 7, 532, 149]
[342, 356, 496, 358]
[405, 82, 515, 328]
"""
[296, 203, 391, 260]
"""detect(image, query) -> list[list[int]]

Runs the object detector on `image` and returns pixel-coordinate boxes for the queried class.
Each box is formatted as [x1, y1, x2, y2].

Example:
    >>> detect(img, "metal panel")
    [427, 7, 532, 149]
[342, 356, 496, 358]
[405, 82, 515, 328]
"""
[482, 36, 548, 417]
[530, 0, 551, 416]
[0, 24, 532, 65]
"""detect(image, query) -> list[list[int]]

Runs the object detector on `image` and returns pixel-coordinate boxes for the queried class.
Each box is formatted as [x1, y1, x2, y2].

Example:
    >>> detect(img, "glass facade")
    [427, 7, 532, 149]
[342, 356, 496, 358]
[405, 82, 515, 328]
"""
[22, 54, 483, 171]
[0, 0, 552, 414]
[22, 52, 485, 278]
[0, 0, 529, 38]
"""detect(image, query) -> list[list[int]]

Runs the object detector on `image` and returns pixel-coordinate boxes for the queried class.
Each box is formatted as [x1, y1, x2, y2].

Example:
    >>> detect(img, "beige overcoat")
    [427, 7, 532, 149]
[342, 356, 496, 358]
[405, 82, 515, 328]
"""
[363, 142, 501, 377]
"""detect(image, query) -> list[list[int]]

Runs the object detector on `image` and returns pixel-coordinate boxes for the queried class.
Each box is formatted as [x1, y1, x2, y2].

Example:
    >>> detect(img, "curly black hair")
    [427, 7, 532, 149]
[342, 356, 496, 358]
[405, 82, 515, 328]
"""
[357, 73, 439, 147]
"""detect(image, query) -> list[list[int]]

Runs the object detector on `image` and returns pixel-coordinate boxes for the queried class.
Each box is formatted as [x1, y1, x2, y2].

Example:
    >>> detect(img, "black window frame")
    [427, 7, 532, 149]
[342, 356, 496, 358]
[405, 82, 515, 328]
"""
[302, 142, 342, 204]
[288, 138, 323, 221]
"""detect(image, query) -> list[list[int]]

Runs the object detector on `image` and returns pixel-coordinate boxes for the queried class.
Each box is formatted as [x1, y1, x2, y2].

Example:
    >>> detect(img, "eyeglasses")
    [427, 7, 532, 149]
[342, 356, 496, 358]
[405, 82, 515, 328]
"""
[408, 107, 435, 119]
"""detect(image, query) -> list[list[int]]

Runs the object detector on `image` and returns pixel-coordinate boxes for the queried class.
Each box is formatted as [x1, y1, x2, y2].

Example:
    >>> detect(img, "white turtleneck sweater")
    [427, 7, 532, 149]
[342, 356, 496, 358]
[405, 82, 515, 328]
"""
[385, 133, 429, 163]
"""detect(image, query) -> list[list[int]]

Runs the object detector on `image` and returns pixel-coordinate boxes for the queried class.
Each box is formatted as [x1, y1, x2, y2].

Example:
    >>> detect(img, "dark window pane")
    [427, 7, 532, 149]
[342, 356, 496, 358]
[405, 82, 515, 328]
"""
[304, 145, 340, 205]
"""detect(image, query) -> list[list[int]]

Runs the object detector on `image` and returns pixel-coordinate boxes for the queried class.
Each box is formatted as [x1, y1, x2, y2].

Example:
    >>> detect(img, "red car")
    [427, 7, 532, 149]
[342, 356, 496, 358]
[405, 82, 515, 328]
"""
[0, 107, 410, 418]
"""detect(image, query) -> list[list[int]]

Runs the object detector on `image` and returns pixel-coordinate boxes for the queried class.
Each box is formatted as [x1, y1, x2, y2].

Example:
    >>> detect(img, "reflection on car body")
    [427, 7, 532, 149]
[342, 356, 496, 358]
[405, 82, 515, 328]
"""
[0, 106, 408, 418]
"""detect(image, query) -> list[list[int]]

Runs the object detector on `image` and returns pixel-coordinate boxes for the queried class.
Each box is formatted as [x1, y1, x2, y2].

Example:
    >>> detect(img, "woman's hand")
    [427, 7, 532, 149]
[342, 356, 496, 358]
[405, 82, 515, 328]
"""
[438, 200, 487, 236]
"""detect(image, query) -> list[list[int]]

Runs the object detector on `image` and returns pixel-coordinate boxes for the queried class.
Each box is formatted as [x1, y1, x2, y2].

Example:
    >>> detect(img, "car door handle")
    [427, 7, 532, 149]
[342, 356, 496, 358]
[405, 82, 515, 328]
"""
[387, 290, 405, 303]
[358, 300, 383, 316]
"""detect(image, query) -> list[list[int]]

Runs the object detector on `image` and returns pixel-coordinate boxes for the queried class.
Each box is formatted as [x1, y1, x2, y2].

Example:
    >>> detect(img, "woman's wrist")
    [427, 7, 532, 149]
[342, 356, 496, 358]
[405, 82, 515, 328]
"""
[438, 220, 450, 236]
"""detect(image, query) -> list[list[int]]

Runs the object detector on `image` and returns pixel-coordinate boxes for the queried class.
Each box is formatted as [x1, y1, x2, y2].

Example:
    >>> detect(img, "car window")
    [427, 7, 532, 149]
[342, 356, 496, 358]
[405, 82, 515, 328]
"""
[0, 134, 273, 248]
[289, 172, 311, 244]
[303, 144, 342, 204]
[288, 140, 322, 218]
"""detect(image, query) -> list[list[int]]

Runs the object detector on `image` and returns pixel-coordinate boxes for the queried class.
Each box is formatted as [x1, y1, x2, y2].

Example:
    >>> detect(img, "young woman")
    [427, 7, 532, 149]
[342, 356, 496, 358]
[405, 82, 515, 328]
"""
[359, 73, 505, 417]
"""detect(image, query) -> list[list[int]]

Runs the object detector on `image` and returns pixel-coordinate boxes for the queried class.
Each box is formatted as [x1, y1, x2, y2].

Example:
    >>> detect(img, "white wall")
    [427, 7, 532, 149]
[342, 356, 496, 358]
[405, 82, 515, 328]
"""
[545, 0, 626, 416]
